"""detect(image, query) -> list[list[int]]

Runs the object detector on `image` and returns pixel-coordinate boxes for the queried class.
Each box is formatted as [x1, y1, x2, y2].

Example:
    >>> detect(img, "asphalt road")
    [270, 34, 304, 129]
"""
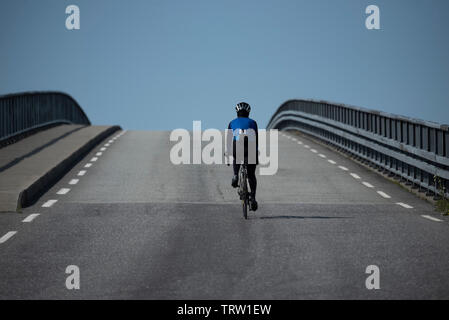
[1, 130, 449, 299]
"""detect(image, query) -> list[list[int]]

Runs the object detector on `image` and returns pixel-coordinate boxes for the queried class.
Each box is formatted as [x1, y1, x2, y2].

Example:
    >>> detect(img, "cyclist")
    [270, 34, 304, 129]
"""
[227, 102, 259, 211]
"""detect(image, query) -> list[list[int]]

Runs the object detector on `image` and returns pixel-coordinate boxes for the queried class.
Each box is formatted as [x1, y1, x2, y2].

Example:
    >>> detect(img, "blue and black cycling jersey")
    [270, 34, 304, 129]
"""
[228, 117, 258, 139]
[228, 117, 259, 164]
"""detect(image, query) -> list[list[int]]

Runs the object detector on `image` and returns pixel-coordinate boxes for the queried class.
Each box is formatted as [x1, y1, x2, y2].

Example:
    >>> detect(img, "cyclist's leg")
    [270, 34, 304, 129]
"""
[247, 164, 257, 198]
[232, 163, 240, 187]
[247, 164, 258, 210]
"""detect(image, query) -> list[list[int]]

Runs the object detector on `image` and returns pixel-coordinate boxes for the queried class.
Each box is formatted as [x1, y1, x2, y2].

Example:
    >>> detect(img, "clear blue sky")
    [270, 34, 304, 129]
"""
[1, 0, 448, 129]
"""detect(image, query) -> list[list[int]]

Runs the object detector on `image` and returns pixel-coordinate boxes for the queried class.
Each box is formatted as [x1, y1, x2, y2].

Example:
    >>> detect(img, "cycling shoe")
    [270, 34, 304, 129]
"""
[231, 175, 238, 188]
[249, 197, 258, 211]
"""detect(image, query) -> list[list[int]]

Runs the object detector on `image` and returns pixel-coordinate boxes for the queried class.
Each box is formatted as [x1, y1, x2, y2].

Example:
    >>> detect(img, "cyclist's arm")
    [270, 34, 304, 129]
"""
[225, 121, 233, 160]
[254, 121, 259, 151]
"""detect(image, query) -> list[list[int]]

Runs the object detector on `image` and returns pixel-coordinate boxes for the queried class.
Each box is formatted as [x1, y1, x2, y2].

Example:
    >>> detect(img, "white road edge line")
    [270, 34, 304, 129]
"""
[84, 163, 92, 168]
[377, 191, 391, 199]
[338, 166, 348, 171]
[90, 157, 98, 162]
[42, 199, 58, 207]
[304, 145, 310, 149]
[362, 182, 374, 188]
[421, 215, 443, 222]
[310, 149, 317, 153]
[328, 160, 336, 164]
[57, 188, 70, 195]
[22, 213, 40, 223]
[0, 231, 17, 244]
[297, 141, 303, 145]
[396, 202, 413, 209]
[100, 147, 106, 151]
[96, 152, 102, 156]
[78, 170, 86, 176]
[318, 154, 326, 158]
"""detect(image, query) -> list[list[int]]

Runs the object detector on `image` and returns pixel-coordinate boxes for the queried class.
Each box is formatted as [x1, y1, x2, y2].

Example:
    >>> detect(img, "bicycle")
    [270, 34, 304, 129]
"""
[237, 163, 250, 220]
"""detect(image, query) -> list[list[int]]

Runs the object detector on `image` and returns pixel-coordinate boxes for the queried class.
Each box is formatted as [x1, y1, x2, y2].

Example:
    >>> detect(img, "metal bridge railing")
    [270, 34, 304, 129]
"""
[267, 99, 449, 198]
[0, 91, 91, 143]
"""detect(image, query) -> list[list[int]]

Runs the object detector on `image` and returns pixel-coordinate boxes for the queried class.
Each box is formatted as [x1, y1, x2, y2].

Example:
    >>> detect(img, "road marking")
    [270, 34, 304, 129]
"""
[108, 140, 114, 143]
[304, 145, 310, 149]
[96, 152, 102, 156]
[100, 147, 106, 151]
[338, 166, 348, 171]
[362, 182, 374, 188]
[421, 215, 443, 222]
[104, 143, 110, 147]
[22, 213, 40, 223]
[69, 179, 79, 185]
[42, 200, 57, 207]
[0, 231, 17, 244]
[291, 137, 297, 141]
[84, 163, 92, 168]
[396, 202, 413, 209]
[78, 170, 86, 176]
[377, 191, 391, 198]
[318, 154, 326, 158]
[90, 157, 98, 162]
[350, 173, 361, 179]
[310, 149, 317, 153]
[57, 188, 70, 195]
[297, 141, 303, 145]
[328, 160, 336, 164]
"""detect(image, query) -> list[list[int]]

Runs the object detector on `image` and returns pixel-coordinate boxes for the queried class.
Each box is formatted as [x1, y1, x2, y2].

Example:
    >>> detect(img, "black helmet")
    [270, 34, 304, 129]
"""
[235, 102, 251, 113]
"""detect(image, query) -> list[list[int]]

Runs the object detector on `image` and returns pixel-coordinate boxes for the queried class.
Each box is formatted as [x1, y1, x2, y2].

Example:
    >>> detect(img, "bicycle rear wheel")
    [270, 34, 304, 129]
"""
[240, 169, 248, 219]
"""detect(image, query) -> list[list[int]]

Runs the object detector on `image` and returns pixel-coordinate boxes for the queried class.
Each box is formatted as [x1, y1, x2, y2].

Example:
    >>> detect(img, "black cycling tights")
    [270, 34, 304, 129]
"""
[233, 164, 257, 197]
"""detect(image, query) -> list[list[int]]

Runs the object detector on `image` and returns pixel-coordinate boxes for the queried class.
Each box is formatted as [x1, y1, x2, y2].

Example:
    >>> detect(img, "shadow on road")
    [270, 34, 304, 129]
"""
[258, 215, 352, 220]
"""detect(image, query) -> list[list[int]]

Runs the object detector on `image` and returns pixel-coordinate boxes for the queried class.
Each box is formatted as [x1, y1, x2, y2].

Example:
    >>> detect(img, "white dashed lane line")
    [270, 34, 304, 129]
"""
[285, 133, 449, 224]
[16, 134, 122, 231]
[0, 231, 17, 244]
[377, 191, 391, 199]
[57, 188, 70, 195]
[42, 199, 58, 207]
[362, 182, 374, 188]
[396, 202, 414, 209]
[22, 213, 40, 223]
[421, 215, 443, 222]
[69, 179, 79, 185]
[350, 173, 361, 180]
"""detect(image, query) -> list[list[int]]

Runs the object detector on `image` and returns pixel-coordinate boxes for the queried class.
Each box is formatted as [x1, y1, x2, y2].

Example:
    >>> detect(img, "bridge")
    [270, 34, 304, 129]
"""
[0, 92, 448, 299]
